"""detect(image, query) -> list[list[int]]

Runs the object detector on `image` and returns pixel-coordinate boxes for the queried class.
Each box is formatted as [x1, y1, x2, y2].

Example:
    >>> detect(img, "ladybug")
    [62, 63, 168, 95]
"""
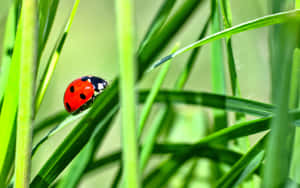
[63, 76, 108, 114]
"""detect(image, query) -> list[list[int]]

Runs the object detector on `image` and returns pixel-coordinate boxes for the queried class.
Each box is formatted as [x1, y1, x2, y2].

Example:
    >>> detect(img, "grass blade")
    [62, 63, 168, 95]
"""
[139, 104, 171, 172]
[14, 0, 37, 187]
[0, 3, 17, 106]
[37, 0, 59, 61]
[210, 0, 227, 131]
[138, 44, 179, 138]
[149, 9, 300, 69]
[115, 0, 139, 186]
[56, 106, 118, 188]
[139, 90, 274, 116]
[0, 1, 22, 186]
[262, 23, 298, 188]
[174, 16, 210, 90]
[35, 0, 80, 113]
[85, 144, 243, 175]
[137, 0, 176, 55]
[33, 110, 69, 134]
[138, 0, 205, 74]
[32, 110, 89, 157]
[216, 134, 267, 188]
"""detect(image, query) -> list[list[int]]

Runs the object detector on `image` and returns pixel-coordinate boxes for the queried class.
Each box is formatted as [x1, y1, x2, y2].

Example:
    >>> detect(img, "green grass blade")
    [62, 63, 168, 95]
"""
[210, 0, 227, 132]
[33, 110, 69, 134]
[137, 0, 176, 55]
[291, 48, 300, 181]
[262, 24, 298, 187]
[0, 2, 22, 186]
[32, 110, 89, 157]
[35, 0, 80, 113]
[174, 17, 210, 90]
[138, 44, 178, 138]
[110, 164, 122, 188]
[139, 105, 171, 172]
[216, 134, 267, 188]
[37, 0, 59, 61]
[85, 144, 243, 176]
[0, 4, 17, 106]
[181, 160, 198, 188]
[139, 90, 274, 116]
[14, 0, 37, 187]
[56, 141, 93, 188]
[219, 0, 240, 97]
[138, 0, 205, 74]
[115, 0, 139, 186]
[232, 151, 264, 187]
[56, 106, 118, 188]
[149, 9, 300, 69]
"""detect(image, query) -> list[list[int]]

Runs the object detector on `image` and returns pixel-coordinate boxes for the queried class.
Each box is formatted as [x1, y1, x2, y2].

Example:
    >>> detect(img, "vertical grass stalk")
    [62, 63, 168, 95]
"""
[262, 20, 298, 188]
[115, 0, 140, 187]
[14, 0, 37, 187]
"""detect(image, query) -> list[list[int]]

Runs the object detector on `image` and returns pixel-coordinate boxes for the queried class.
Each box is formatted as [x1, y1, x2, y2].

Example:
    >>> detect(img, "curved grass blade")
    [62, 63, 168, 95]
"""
[33, 110, 69, 134]
[56, 106, 118, 188]
[174, 16, 210, 90]
[138, 0, 205, 75]
[149, 9, 300, 70]
[14, 0, 37, 187]
[32, 110, 89, 157]
[30, 0, 209, 185]
[137, 0, 176, 55]
[37, 0, 59, 62]
[0, 2, 23, 186]
[139, 104, 172, 171]
[139, 90, 274, 116]
[110, 164, 122, 188]
[138, 45, 179, 174]
[216, 134, 267, 188]
[85, 144, 243, 175]
[138, 44, 179, 138]
[232, 151, 264, 187]
[181, 160, 198, 188]
[35, 0, 80, 113]
[0, 4, 17, 106]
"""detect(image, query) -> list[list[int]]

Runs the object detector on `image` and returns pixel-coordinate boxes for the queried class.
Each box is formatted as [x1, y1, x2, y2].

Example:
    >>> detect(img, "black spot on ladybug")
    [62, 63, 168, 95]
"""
[70, 86, 74, 92]
[80, 93, 86, 99]
[81, 76, 89, 81]
[66, 102, 71, 111]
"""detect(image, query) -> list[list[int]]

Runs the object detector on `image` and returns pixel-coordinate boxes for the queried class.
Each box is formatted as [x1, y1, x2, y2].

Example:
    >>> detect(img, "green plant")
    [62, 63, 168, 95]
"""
[0, 0, 300, 187]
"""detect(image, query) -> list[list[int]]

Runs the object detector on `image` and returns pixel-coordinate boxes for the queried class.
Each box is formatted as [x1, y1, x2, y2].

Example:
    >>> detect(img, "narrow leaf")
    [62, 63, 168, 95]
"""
[150, 10, 300, 69]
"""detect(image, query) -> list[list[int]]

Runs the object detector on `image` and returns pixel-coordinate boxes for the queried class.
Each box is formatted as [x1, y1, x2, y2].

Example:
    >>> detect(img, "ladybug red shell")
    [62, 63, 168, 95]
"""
[63, 76, 108, 114]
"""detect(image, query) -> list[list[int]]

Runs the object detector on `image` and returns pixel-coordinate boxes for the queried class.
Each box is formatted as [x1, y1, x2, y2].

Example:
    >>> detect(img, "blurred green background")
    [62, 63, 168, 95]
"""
[0, 0, 270, 187]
